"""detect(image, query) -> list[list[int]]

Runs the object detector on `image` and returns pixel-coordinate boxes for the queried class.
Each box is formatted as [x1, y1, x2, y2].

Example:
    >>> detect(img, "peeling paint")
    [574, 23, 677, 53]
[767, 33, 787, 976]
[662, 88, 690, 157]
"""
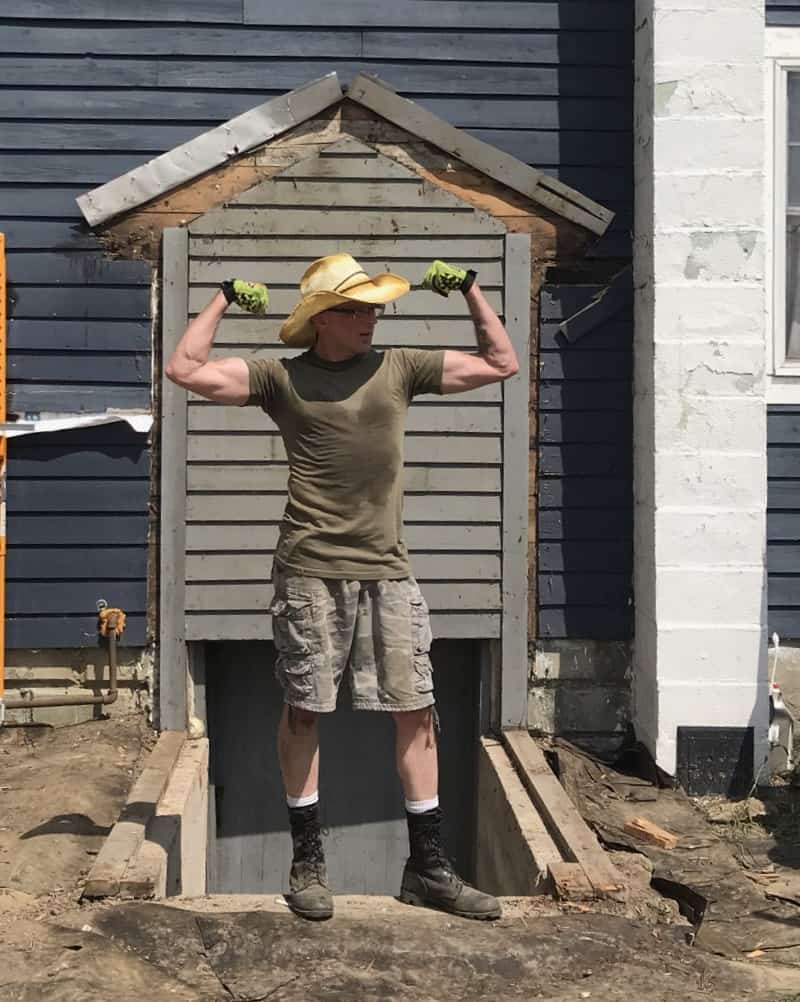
[654, 80, 678, 115]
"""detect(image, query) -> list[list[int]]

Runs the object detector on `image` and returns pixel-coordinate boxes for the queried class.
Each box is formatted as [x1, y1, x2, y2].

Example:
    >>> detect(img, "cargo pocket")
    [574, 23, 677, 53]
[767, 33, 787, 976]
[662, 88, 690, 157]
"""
[270, 596, 314, 656]
[276, 653, 315, 701]
[410, 589, 434, 696]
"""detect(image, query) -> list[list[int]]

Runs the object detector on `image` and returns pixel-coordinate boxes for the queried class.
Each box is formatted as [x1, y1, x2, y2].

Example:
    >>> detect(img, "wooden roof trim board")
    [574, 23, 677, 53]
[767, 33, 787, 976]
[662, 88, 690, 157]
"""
[76, 73, 344, 228]
[347, 73, 613, 236]
[76, 73, 613, 235]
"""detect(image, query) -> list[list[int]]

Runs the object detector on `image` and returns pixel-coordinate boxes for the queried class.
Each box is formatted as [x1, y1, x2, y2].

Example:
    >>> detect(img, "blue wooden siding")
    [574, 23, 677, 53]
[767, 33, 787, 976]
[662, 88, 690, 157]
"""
[538, 286, 633, 640]
[767, 406, 800, 639]
[6, 423, 149, 647]
[0, 1, 633, 647]
[767, 2, 800, 25]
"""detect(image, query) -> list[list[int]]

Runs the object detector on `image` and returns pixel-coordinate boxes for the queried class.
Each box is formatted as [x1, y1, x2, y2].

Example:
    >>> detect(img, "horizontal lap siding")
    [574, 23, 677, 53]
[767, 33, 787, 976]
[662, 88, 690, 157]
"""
[767, 406, 800, 638]
[184, 147, 505, 641]
[538, 286, 633, 640]
[767, 3, 800, 25]
[5, 423, 150, 646]
[2, 3, 632, 647]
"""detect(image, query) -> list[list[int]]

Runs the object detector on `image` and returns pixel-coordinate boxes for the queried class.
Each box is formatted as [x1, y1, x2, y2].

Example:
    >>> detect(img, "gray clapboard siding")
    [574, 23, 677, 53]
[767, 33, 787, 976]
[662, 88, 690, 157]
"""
[191, 236, 510, 259]
[186, 523, 502, 552]
[186, 465, 502, 493]
[185, 582, 500, 612]
[538, 286, 633, 641]
[189, 259, 505, 286]
[186, 494, 502, 524]
[188, 434, 502, 465]
[0, 0, 243, 20]
[186, 552, 501, 582]
[180, 143, 507, 637]
[767, 405, 800, 638]
[186, 612, 500, 641]
[186, 402, 502, 435]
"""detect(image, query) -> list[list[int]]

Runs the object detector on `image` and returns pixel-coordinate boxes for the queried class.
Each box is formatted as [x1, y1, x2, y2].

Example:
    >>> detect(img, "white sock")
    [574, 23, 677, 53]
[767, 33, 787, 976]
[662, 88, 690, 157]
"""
[405, 796, 439, 814]
[286, 791, 319, 809]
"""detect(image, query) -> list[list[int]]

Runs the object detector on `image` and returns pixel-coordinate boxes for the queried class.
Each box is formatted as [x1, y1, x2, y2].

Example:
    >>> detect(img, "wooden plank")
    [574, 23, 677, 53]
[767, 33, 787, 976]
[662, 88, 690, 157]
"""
[348, 73, 613, 235]
[185, 610, 501, 641]
[189, 258, 504, 286]
[186, 551, 501, 582]
[768, 446, 800, 478]
[205, 319, 493, 350]
[538, 607, 632, 641]
[539, 445, 633, 478]
[549, 862, 594, 902]
[0, 0, 243, 19]
[188, 434, 502, 465]
[502, 730, 625, 900]
[185, 581, 501, 612]
[539, 350, 632, 381]
[623, 817, 678, 850]
[538, 508, 633, 540]
[186, 522, 501, 552]
[8, 449, 149, 479]
[278, 153, 429, 181]
[187, 207, 505, 237]
[186, 463, 501, 493]
[767, 511, 800, 540]
[190, 286, 503, 317]
[243, 1, 633, 30]
[7, 320, 150, 352]
[538, 573, 632, 608]
[539, 410, 632, 445]
[362, 30, 632, 65]
[764, 481, 800, 508]
[538, 541, 632, 574]
[8, 480, 149, 512]
[189, 235, 505, 259]
[83, 730, 185, 898]
[6, 547, 146, 579]
[539, 380, 631, 412]
[6, 613, 146, 649]
[10, 286, 150, 320]
[187, 402, 502, 435]
[8, 353, 149, 384]
[6, 580, 145, 616]
[185, 493, 502, 524]
[6, 251, 149, 286]
[1, 219, 104, 249]
[767, 542, 800, 572]
[2, 26, 359, 57]
[539, 477, 632, 509]
[228, 179, 471, 209]
[78, 74, 344, 226]
[8, 514, 148, 545]
[501, 233, 530, 729]
[768, 575, 800, 605]
[160, 228, 189, 732]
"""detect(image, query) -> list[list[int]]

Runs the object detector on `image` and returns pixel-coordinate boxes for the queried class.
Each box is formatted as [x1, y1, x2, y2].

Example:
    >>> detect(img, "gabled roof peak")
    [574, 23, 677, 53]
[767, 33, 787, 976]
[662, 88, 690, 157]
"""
[77, 71, 612, 236]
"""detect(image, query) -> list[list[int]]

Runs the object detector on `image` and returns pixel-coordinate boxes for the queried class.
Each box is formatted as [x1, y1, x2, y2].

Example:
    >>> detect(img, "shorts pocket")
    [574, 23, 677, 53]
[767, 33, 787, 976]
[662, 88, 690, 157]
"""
[413, 654, 434, 695]
[409, 591, 432, 657]
[275, 653, 315, 701]
[270, 597, 315, 656]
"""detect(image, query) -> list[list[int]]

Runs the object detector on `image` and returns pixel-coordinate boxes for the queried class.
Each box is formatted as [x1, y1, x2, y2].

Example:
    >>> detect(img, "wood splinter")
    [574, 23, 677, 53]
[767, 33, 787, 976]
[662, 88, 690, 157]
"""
[623, 816, 678, 850]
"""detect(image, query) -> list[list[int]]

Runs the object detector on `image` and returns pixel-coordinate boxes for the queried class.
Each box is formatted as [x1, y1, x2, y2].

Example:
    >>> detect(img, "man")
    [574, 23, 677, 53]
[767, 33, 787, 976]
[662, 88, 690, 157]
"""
[165, 253, 518, 922]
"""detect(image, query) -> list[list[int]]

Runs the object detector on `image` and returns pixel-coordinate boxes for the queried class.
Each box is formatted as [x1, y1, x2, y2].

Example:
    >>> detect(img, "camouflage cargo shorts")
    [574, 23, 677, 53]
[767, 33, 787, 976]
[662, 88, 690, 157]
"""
[269, 563, 435, 713]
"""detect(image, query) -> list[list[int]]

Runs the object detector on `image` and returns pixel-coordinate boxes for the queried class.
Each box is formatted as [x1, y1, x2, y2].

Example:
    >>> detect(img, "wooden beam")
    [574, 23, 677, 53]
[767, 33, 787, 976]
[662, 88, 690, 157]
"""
[502, 729, 625, 900]
[347, 72, 614, 235]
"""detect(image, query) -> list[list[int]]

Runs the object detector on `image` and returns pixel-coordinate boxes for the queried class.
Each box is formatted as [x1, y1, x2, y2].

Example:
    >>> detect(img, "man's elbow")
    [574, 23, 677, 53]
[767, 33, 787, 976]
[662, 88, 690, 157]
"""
[500, 356, 520, 380]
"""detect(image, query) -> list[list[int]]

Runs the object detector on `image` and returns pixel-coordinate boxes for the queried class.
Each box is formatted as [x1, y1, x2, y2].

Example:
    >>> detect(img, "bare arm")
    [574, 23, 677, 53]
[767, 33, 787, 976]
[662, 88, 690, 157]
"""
[164, 290, 250, 405]
[440, 282, 519, 394]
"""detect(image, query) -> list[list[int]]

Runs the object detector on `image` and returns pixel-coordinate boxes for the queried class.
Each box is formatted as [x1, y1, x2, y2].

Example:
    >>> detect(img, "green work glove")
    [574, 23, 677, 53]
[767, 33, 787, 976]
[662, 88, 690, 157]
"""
[220, 279, 269, 315]
[421, 260, 477, 298]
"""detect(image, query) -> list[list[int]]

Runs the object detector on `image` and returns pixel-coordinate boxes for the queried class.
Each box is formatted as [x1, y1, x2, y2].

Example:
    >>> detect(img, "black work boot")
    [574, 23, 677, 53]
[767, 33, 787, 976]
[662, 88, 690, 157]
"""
[400, 807, 501, 920]
[286, 803, 333, 921]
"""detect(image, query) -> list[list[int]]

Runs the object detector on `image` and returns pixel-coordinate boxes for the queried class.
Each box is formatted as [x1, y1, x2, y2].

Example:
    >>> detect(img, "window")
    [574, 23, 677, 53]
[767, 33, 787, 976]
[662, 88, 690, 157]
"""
[767, 32, 800, 390]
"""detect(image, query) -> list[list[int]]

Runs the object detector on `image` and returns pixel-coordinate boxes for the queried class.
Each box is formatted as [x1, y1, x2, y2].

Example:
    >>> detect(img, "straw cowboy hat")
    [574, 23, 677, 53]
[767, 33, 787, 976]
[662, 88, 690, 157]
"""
[279, 253, 410, 346]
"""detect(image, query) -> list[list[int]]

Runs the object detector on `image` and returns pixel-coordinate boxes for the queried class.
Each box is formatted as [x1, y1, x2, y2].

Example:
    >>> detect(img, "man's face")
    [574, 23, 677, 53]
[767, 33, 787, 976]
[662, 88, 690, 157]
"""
[316, 303, 385, 354]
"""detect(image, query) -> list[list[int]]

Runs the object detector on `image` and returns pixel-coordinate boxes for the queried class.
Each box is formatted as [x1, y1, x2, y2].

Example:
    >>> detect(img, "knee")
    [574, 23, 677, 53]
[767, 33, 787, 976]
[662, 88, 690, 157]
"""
[287, 706, 318, 732]
[393, 707, 433, 735]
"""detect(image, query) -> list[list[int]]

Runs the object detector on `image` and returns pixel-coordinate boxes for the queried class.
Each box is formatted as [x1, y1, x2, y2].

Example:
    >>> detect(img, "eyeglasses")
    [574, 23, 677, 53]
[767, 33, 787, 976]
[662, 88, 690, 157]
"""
[326, 304, 386, 320]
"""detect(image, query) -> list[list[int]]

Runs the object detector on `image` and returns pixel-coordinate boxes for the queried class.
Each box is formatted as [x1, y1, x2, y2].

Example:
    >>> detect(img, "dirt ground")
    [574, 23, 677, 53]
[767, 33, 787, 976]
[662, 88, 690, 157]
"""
[2, 714, 800, 1002]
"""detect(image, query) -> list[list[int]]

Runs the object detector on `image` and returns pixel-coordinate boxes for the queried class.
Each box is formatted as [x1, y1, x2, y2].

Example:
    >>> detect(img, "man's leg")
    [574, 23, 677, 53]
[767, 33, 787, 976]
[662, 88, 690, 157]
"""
[278, 704, 319, 799]
[393, 708, 501, 921]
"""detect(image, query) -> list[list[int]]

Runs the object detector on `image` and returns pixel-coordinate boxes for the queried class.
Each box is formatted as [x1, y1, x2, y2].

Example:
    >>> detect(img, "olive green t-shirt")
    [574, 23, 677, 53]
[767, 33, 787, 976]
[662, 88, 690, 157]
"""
[242, 347, 445, 579]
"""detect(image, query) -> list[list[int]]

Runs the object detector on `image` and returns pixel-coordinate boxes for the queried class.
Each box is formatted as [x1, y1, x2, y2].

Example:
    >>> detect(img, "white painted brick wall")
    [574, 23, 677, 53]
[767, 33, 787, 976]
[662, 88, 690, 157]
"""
[633, 0, 769, 779]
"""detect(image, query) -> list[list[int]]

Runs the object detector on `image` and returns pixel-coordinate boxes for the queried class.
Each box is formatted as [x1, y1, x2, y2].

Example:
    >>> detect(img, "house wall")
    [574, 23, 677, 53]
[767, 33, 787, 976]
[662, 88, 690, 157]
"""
[1, 4, 634, 738]
[633, 0, 769, 780]
[767, 2, 800, 25]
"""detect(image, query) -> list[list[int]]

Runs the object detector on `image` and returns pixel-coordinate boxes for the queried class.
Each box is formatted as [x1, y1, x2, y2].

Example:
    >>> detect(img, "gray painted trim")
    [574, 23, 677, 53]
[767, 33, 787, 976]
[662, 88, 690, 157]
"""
[185, 612, 501, 641]
[347, 72, 614, 236]
[501, 233, 531, 729]
[76, 73, 343, 226]
[159, 227, 189, 731]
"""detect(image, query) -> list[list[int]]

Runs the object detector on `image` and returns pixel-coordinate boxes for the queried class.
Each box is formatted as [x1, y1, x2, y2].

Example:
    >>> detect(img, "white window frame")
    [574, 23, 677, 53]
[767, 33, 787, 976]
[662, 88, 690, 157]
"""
[767, 29, 800, 400]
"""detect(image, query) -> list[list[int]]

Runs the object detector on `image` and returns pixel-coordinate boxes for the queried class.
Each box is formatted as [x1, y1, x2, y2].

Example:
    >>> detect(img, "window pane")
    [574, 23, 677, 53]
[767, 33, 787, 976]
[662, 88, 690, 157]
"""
[789, 72, 800, 142]
[787, 222, 800, 358]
